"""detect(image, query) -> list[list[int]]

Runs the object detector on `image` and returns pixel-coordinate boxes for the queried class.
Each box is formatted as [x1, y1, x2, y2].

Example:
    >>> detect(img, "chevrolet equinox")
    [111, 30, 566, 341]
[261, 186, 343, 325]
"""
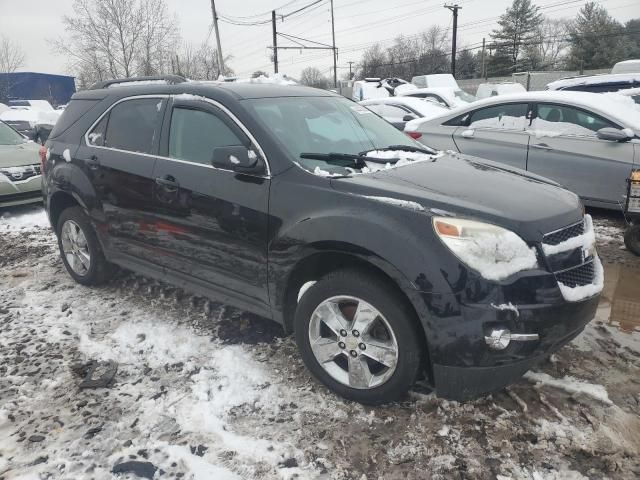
[41, 76, 603, 404]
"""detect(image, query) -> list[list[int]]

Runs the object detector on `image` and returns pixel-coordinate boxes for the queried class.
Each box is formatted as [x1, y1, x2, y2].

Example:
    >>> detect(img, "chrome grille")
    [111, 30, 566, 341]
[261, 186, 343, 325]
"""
[0, 164, 41, 182]
[555, 261, 595, 288]
[543, 221, 585, 246]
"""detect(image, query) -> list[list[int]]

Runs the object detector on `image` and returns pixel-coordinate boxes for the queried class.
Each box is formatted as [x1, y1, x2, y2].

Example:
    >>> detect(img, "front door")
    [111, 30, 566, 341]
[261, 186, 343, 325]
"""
[78, 96, 167, 262]
[526, 103, 635, 207]
[149, 96, 271, 308]
[452, 102, 531, 170]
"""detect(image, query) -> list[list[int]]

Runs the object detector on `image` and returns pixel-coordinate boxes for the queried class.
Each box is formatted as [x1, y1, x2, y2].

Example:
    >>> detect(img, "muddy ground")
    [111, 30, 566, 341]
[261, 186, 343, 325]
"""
[0, 206, 639, 480]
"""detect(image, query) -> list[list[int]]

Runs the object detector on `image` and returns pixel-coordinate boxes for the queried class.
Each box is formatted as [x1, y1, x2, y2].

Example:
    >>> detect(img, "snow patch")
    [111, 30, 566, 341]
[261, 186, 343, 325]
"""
[108, 79, 168, 88]
[363, 196, 425, 212]
[0, 209, 48, 230]
[542, 215, 595, 256]
[524, 371, 611, 405]
[297, 281, 316, 302]
[62, 148, 71, 163]
[490, 302, 520, 317]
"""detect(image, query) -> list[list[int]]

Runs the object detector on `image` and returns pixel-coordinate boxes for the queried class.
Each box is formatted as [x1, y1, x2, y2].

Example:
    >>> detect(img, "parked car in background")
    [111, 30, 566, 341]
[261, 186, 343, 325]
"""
[0, 120, 42, 207]
[476, 82, 526, 100]
[617, 87, 640, 105]
[611, 59, 640, 74]
[359, 96, 448, 132]
[411, 73, 459, 89]
[406, 91, 639, 210]
[546, 73, 640, 93]
[43, 76, 601, 404]
[8, 99, 55, 111]
[351, 77, 414, 101]
[397, 86, 476, 108]
[0, 108, 60, 144]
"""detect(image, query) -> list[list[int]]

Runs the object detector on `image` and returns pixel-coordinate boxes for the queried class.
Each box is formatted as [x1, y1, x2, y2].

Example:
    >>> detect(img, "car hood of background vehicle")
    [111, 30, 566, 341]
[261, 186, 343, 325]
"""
[331, 152, 582, 241]
[0, 142, 41, 168]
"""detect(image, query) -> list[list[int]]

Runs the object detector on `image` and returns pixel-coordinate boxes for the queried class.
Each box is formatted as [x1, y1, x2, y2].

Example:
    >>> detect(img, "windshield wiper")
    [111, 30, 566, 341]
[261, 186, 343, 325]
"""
[361, 144, 438, 155]
[300, 152, 399, 165]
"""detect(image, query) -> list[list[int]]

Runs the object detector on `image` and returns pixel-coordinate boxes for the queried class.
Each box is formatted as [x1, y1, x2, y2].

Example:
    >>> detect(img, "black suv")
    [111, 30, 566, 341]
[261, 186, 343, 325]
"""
[42, 76, 602, 404]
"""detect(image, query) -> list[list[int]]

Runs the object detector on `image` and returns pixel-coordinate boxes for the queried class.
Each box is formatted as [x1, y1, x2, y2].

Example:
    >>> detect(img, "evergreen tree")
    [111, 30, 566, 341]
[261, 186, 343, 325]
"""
[566, 2, 627, 70]
[489, 0, 542, 74]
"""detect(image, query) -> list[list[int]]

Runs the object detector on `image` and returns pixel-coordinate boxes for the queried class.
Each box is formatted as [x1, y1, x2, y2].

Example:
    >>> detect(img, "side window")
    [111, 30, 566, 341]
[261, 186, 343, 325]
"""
[87, 114, 108, 146]
[104, 98, 164, 154]
[169, 107, 244, 165]
[379, 104, 410, 121]
[425, 94, 447, 107]
[533, 104, 617, 136]
[469, 103, 529, 130]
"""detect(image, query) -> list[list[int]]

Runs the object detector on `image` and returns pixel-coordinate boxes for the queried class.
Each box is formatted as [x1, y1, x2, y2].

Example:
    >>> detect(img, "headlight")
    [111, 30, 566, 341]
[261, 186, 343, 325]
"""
[433, 217, 538, 281]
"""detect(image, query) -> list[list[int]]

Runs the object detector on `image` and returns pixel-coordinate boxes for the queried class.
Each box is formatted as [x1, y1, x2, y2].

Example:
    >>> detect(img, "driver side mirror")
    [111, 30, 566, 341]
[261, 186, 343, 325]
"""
[596, 127, 633, 142]
[211, 146, 261, 173]
[403, 114, 418, 122]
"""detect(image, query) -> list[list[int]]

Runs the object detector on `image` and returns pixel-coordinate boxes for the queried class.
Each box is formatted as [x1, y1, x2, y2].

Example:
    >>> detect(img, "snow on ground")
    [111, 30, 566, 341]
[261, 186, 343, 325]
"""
[1, 206, 639, 479]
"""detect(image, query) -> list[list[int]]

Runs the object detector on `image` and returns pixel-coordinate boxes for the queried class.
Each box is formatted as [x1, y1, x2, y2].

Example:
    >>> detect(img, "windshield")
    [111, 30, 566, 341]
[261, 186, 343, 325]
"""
[244, 96, 420, 174]
[454, 90, 476, 103]
[0, 121, 26, 145]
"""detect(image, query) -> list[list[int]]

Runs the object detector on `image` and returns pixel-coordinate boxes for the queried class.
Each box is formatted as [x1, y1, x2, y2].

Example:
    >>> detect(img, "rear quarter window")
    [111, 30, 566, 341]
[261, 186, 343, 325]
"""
[49, 99, 101, 139]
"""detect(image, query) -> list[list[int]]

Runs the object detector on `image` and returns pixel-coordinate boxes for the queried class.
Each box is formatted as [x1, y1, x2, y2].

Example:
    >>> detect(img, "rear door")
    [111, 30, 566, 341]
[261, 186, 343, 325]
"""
[148, 96, 271, 307]
[78, 96, 166, 261]
[452, 102, 531, 170]
[526, 102, 635, 206]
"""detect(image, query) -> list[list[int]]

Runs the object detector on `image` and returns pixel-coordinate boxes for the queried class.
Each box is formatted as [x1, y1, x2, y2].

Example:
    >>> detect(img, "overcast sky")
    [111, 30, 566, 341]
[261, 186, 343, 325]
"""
[1, 0, 638, 80]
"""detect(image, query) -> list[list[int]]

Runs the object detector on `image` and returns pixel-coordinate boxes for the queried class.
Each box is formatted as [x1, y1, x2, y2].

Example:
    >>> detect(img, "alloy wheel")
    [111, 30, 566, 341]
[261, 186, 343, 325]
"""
[308, 295, 399, 389]
[60, 220, 91, 276]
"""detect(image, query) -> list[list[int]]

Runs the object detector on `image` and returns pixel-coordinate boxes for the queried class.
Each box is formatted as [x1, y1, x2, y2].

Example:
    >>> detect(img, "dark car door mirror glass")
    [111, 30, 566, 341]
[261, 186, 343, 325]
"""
[211, 145, 258, 171]
[596, 127, 632, 142]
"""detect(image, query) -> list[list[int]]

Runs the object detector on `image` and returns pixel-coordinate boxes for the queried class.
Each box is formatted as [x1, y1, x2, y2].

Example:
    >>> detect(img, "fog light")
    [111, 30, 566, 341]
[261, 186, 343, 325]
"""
[485, 329, 512, 350]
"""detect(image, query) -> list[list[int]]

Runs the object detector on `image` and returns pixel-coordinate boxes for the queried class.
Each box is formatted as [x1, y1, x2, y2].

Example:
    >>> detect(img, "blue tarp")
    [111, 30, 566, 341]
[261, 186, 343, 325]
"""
[0, 72, 76, 106]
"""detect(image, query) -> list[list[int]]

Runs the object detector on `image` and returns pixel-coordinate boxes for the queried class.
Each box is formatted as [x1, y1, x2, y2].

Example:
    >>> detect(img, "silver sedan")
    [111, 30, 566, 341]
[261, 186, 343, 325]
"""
[407, 91, 639, 210]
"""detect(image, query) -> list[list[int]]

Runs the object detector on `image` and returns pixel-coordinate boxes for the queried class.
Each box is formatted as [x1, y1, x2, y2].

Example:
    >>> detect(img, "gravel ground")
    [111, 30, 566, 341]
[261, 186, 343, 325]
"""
[0, 206, 639, 480]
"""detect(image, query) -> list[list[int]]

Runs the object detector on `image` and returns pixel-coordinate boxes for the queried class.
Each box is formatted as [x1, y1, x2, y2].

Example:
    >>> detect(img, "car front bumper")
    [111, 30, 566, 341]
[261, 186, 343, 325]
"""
[417, 286, 600, 401]
[0, 175, 43, 207]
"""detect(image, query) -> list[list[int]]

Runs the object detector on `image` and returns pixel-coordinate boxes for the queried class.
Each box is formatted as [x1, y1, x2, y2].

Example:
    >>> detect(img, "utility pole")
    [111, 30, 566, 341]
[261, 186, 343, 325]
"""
[272, 11, 278, 74]
[210, 0, 225, 75]
[347, 61, 355, 79]
[481, 37, 486, 79]
[444, 4, 461, 78]
[330, 0, 337, 88]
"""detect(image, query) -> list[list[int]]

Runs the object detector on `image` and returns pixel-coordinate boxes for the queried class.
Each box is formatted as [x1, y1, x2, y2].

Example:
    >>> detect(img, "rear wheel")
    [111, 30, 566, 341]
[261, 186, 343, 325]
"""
[57, 206, 114, 285]
[295, 269, 423, 404]
[624, 224, 640, 256]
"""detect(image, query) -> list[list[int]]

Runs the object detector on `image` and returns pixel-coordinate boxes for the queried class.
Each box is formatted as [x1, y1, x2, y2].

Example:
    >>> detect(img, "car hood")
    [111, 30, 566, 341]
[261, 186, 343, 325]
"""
[0, 142, 41, 168]
[331, 152, 582, 242]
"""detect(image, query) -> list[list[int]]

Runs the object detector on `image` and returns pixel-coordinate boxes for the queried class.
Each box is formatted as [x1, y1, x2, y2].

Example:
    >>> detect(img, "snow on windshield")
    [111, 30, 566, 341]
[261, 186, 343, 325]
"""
[310, 150, 444, 178]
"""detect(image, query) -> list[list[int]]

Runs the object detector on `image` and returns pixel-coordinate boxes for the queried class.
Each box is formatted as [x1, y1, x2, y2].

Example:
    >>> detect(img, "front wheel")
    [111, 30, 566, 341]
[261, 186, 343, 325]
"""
[294, 269, 424, 404]
[624, 224, 640, 256]
[57, 206, 114, 285]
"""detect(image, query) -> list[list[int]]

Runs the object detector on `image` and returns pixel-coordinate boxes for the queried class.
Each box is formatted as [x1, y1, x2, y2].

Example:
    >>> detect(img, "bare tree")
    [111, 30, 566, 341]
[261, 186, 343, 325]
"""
[523, 17, 569, 70]
[172, 42, 233, 80]
[54, 0, 180, 87]
[299, 67, 329, 89]
[0, 35, 26, 100]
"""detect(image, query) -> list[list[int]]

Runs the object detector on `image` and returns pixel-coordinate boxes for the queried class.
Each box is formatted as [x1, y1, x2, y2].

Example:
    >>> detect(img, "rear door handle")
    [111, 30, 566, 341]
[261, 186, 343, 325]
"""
[155, 175, 179, 191]
[531, 143, 552, 150]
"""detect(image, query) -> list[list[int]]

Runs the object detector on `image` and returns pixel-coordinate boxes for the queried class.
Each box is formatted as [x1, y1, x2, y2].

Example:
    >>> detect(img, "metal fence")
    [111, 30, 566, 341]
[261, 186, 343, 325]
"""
[457, 68, 610, 94]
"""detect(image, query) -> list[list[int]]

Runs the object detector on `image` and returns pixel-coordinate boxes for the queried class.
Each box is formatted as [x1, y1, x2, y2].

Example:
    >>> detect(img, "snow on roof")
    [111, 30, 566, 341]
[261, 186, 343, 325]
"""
[546, 73, 640, 90]
[359, 96, 448, 118]
[233, 74, 297, 86]
[108, 79, 169, 88]
[437, 90, 640, 131]
[611, 59, 640, 74]
[0, 108, 60, 124]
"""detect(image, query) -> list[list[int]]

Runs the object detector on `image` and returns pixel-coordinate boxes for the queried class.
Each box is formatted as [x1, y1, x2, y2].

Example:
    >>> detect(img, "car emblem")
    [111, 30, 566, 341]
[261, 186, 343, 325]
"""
[11, 172, 24, 180]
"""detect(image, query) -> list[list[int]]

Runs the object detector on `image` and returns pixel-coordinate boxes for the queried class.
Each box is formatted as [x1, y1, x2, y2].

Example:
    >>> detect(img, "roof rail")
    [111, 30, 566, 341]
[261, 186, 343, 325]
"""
[89, 75, 187, 90]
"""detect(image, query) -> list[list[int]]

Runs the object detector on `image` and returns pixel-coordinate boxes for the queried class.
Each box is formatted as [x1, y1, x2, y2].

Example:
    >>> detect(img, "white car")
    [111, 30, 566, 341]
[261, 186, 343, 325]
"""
[546, 73, 640, 93]
[617, 87, 640, 105]
[359, 96, 449, 133]
[8, 99, 55, 111]
[411, 73, 459, 89]
[476, 82, 526, 100]
[611, 59, 640, 74]
[0, 108, 60, 144]
[405, 90, 640, 209]
[397, 87, 476, 108]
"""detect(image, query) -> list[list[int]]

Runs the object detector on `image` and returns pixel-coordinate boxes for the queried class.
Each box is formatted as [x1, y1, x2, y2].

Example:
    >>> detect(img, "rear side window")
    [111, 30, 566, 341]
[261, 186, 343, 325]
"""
[169, 107, 243, 165]
[49, 99, 100, 139]
[103, 98, 163, 154]
[533, 103, 617, 136]
[469, 103, 529, 130]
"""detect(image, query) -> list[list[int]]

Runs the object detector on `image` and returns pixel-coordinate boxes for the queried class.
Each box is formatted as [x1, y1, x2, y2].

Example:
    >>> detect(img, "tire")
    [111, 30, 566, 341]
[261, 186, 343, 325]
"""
[56, 206, 114, 285]
[624, 224, 640, 256]
[294, 269, 423, 405]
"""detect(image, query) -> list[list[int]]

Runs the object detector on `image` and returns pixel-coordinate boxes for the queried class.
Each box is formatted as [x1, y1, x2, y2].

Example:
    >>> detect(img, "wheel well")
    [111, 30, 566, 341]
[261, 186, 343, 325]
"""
[49, 192, 79, 232]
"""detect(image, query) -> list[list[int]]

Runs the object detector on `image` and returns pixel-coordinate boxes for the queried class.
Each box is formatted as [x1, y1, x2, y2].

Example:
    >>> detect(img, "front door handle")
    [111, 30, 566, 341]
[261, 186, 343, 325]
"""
[461, 129, 474, 138]
[155, 175, 179, 191]
[531, 143, 552, 150]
